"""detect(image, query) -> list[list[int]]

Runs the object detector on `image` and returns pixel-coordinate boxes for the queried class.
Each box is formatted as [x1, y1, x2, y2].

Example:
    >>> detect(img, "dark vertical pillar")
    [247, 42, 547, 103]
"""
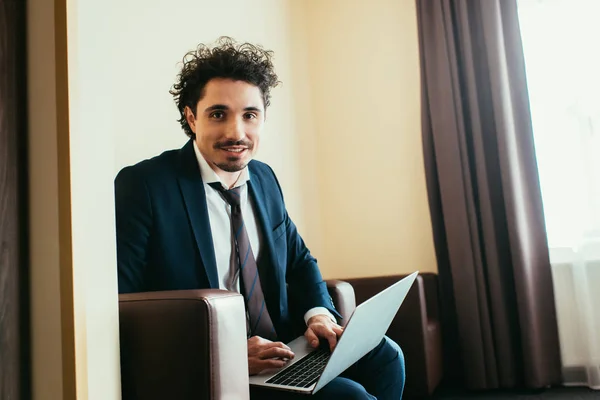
[0, 0, 29, 399]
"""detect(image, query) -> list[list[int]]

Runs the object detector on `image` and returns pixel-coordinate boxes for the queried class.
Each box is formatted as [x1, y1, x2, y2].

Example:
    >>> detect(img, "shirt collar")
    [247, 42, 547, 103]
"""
[193, 140, 250, 190]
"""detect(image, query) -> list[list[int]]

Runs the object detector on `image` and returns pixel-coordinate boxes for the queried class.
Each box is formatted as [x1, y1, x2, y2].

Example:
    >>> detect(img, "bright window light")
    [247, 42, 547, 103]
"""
[518, 0, 600, 248]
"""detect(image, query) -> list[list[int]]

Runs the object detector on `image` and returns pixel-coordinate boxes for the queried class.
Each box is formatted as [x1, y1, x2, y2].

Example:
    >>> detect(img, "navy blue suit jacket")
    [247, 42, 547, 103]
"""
[115, 140, 339, 341]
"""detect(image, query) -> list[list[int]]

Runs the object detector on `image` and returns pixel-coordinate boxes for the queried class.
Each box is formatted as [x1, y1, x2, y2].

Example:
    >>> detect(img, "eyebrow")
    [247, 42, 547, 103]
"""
[204, 104, 263, 113]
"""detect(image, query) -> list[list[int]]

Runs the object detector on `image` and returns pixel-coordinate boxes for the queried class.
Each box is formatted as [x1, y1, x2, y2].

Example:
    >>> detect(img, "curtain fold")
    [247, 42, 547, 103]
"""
[416, 0, 562, 390]
[0, 0, 28, 398]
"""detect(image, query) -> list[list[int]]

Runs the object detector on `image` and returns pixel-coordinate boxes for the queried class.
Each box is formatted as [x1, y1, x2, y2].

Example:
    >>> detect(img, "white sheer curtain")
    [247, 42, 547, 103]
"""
[518, 0, 600, 390]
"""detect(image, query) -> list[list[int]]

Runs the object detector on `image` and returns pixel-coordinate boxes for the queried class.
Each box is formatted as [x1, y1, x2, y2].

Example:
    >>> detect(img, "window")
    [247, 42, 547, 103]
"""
[518, 0, 600, 249]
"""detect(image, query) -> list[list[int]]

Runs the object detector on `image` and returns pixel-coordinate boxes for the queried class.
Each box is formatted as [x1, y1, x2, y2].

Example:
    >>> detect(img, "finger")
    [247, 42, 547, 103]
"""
[256, 358, 288, 371]
[250, 340, 293, 359]
[305, 328, 319, 348]
[249, 358, 287, 375]
[261, 358, 288, 369]
[312, 325, 338, 351]
[312, 324, 337, 351]
[332, 325, 344, 337]
[259, 346, 295, 360]
[277, 342, 292, 351]
[262, 341, 291, 351]
[324, 330, 337, 352]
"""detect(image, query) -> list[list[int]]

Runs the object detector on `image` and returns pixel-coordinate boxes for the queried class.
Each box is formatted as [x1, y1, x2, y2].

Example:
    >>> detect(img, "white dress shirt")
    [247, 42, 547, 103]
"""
[193, 142, 334, 326]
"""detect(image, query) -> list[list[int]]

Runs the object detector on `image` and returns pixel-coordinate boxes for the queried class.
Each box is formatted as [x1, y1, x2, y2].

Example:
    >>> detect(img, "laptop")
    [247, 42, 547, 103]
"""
[249, 271, 419, 395]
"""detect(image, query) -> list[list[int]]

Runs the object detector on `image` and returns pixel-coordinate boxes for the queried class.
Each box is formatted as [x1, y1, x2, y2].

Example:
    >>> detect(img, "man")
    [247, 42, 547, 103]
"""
[115, 37, 405, 399]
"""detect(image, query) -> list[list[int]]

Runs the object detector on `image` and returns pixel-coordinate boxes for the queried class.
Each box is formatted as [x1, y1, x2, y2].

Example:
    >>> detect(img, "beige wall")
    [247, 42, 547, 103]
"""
[303, 0, 437, 278]
[68, 0, 122, 397]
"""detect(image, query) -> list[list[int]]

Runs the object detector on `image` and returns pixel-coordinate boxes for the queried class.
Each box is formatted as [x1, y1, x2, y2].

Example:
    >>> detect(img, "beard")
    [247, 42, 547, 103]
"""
[213, 138, 254, 172]
[214, 158, 248, 172]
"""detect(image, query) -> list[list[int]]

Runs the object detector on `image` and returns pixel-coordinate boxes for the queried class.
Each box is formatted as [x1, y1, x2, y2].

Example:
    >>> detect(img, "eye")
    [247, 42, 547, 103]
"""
[209, 111, 225, 120]
[244, 112, 257, 120]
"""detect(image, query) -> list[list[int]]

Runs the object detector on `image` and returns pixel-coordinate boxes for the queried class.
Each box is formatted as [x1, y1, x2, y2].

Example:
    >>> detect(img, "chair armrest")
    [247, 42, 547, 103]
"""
[119, 289, 249, 400]
[341, 275, 427, 341]
[326, 280, 356, 326]
[340, 274, 443, 396]
[420, 272, 439, 322]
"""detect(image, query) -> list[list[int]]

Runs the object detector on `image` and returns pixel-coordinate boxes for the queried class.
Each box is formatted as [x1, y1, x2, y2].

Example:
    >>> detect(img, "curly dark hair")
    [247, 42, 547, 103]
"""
[170, 37, 281, 139]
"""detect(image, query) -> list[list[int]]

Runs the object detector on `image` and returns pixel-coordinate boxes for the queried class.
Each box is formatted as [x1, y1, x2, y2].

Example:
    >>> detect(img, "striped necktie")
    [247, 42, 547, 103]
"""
[210, 183, 277, 340]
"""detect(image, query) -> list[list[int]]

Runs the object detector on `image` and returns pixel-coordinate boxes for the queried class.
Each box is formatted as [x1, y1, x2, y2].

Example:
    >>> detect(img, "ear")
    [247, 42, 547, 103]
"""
[184, 106, 197, 134]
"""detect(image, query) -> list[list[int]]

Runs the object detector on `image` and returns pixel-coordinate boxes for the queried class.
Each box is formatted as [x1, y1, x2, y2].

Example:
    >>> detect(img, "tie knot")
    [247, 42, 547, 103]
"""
[209, 183, 242, 208]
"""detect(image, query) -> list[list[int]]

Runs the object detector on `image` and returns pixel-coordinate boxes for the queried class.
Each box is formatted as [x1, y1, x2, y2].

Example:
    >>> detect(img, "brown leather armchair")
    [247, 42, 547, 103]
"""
[118, 280, 356, 400]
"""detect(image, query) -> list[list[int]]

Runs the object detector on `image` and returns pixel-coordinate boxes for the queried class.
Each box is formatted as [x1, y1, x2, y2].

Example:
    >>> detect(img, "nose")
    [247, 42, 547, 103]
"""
[225, 117, 245, 142]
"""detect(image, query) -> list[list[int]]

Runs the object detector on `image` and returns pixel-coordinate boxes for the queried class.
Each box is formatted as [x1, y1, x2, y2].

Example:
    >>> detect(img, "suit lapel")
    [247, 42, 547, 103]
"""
[176, 140, 219, 289]
[248, 167, 283, 322]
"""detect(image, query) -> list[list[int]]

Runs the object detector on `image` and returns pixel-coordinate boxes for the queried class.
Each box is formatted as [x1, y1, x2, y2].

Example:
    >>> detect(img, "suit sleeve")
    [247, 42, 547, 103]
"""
[267, 167, 341, 320]
[114, 166, 153, 293]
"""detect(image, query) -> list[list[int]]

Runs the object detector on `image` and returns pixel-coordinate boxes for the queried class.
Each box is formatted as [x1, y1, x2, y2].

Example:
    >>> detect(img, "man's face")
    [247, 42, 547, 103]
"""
[185, 78, 265, 174]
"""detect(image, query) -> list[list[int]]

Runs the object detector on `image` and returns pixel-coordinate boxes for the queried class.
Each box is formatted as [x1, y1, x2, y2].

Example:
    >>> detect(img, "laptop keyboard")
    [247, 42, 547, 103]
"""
[265, 348, 331, 388]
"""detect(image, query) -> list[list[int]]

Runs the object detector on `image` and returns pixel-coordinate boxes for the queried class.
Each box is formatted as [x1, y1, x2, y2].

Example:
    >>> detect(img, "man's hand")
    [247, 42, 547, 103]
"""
[247, 336, 295, 376]
[305, 314, 344, 352]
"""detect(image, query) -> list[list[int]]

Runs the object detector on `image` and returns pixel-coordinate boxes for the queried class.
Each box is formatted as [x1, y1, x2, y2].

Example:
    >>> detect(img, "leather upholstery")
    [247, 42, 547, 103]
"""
[325, 280, 356, 326]
[343, 273, 443, 397]
[119, 289, 248, 400]
[119, 280, 354, 399]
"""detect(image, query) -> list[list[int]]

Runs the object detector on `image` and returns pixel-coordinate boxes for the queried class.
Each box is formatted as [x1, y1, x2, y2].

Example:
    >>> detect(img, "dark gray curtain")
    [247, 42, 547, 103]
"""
[416, 0, 562, 390]
[0, 0, 29, 398]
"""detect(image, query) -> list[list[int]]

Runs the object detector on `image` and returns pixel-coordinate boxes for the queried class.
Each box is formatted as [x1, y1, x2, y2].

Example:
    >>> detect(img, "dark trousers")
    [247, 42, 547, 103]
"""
[250, 336, 405, 400]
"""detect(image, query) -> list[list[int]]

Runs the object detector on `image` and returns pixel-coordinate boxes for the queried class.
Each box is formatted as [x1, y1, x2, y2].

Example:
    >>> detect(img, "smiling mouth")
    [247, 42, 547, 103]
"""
[220, 147, 248, 154]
